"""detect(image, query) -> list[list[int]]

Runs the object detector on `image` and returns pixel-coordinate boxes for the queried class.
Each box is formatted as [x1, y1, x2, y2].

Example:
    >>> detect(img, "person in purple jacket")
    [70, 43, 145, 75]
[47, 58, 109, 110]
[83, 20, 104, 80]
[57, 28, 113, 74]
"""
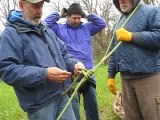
[45, 3, 106, 120]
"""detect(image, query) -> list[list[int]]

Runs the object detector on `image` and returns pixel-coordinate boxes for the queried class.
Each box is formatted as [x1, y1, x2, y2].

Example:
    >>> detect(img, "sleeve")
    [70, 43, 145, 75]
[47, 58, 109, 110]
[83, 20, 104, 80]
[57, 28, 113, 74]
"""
[87, 13, 106, 36]
[108, 31, 118, 79]
[0, 29, 47, 87]
[56, 37, 79, 73]
[44, 12, 61, 36]
[132, 7, 160, 50]
[108, 51, 117, 79]
[44, 29, 79, 73]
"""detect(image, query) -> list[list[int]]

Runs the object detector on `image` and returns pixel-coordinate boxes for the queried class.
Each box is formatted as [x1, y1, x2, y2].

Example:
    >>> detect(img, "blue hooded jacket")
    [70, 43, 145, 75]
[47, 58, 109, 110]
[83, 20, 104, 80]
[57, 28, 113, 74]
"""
[0, 10, 78, 112]
[45, 13, 106, 69]
[108, 0, 160, 79]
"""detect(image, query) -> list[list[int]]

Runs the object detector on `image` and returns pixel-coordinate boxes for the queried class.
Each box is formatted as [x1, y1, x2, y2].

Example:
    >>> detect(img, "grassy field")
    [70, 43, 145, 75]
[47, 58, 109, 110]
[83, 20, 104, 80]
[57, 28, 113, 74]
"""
[0, 65, 121, 120]
[0, 81, 27, 120]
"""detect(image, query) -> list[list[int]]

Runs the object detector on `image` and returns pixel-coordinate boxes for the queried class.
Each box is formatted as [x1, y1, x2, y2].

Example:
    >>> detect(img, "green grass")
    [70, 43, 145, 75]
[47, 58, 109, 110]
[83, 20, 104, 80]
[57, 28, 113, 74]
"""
[0, 81, 27, 120]
[0, 65, 121, 120]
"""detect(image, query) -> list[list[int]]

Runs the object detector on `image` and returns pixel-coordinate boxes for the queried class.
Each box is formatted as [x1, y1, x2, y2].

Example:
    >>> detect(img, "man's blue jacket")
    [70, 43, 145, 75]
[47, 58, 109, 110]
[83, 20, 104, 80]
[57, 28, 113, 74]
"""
[0, 10, 78, 112]
[108, 1, 160, 78]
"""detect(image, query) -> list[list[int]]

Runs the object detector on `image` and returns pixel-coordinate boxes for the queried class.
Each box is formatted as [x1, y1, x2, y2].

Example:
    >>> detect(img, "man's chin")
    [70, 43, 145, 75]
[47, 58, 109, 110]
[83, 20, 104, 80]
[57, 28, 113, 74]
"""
[72, 24, 79, 28]
[31, 20, 41, 25]
[31, 18, 41, 25]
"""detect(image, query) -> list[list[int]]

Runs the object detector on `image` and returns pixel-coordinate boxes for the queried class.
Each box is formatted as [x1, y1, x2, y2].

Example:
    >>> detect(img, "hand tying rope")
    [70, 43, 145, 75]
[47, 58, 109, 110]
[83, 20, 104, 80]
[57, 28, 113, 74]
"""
[61, 68, 94, 95]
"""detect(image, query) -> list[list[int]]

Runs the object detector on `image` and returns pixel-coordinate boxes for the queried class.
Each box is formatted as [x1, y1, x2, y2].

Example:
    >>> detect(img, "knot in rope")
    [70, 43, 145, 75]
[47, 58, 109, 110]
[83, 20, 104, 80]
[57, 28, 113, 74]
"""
[78, 68, 94, 79]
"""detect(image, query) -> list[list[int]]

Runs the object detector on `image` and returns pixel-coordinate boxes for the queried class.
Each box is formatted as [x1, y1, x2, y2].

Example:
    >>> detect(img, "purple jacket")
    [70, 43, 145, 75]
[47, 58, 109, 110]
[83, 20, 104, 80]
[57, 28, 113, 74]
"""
[45, 12, 106, 69]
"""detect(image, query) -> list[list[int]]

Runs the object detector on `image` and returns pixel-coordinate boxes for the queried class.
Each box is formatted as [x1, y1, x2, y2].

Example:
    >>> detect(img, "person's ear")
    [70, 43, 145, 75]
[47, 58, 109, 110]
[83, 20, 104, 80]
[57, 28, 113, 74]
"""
[66, 15, 70, 20]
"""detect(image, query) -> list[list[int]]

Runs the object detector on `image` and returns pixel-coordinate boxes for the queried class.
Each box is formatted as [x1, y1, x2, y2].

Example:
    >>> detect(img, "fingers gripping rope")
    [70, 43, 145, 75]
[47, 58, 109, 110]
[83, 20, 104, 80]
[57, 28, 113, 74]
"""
[61, 68, 94, 95]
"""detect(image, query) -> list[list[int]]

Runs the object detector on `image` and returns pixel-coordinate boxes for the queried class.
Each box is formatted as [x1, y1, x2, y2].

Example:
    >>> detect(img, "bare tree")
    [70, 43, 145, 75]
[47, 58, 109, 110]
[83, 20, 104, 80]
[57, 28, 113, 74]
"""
[143, 0, 160, 6]
[49, 0, 76, 13]
[49, 1, 62, 12]
[0, 0, 19, 26]
[143, 0, 154, 4]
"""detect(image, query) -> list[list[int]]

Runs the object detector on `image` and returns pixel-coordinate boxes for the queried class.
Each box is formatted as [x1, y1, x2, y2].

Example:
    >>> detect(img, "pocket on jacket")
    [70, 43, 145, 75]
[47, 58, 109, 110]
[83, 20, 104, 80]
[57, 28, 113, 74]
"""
[155, 96, 160, 119]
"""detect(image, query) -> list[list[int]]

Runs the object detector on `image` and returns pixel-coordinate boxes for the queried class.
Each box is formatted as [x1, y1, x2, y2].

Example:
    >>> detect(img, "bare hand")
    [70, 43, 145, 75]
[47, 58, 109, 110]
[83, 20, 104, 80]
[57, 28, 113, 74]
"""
[47, 67, 72, 83]
[74, 62, 85, 75]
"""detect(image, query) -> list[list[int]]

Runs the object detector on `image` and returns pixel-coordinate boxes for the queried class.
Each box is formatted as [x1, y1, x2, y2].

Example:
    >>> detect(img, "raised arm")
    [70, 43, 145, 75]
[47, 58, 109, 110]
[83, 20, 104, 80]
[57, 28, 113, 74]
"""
[87, 13, 106, 36]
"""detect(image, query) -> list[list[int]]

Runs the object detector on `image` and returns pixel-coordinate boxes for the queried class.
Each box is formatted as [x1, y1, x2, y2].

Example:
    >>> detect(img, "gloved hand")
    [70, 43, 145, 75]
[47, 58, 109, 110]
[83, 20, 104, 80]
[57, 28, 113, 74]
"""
[61, 8, 67, 18]
[108, 78, 117, 95]
[116, 28, 133, 42]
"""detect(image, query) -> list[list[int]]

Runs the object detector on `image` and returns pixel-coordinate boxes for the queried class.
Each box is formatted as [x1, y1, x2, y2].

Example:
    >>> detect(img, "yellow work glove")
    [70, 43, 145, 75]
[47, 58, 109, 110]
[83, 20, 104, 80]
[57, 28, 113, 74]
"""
[108, 78, 117, 95]
[116, 28, 133, 42]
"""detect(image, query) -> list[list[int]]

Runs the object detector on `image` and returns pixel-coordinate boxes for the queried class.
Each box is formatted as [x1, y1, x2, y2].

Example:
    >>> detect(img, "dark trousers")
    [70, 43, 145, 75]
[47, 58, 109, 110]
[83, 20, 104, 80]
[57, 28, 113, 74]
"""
[72, 77, 99, 120]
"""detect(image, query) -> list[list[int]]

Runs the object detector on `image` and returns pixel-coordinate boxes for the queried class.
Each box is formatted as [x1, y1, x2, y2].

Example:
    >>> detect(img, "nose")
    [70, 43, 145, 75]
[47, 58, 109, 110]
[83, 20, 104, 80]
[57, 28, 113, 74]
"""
[75, 18, 80, 23]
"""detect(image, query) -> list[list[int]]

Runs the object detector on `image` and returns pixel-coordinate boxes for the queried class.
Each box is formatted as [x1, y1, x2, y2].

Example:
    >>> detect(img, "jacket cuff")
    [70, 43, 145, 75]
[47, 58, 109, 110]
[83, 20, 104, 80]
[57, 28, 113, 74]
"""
[52, 12, 61, 21]
[38, 68, 47, 83]
[108, 71, 116, 79]
[87, 13, 96, 21]
[132, 32, 143, 44]
[70, 60, 79, 74]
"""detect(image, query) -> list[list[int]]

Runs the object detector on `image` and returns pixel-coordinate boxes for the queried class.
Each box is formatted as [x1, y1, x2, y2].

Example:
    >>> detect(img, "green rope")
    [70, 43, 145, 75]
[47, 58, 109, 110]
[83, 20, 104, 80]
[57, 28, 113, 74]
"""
[57, 70, 93, 120]
[56, 3, 142, 120]
[61, 75, 80, 95]
[102, 18, 120, 58]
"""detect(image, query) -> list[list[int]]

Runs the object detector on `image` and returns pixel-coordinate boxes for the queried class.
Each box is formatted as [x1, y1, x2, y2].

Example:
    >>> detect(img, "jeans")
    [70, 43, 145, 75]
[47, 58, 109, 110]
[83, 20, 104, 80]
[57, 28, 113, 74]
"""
[72, 78, 99, 120]
[28, 94, 76, 120]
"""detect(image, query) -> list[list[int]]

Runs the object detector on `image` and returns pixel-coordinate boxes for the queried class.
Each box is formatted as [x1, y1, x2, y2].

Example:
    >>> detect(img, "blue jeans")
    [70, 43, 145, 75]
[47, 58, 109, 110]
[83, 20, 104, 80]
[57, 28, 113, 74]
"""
[72, 79, 99, 120]
[28, 94, 76, 120]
